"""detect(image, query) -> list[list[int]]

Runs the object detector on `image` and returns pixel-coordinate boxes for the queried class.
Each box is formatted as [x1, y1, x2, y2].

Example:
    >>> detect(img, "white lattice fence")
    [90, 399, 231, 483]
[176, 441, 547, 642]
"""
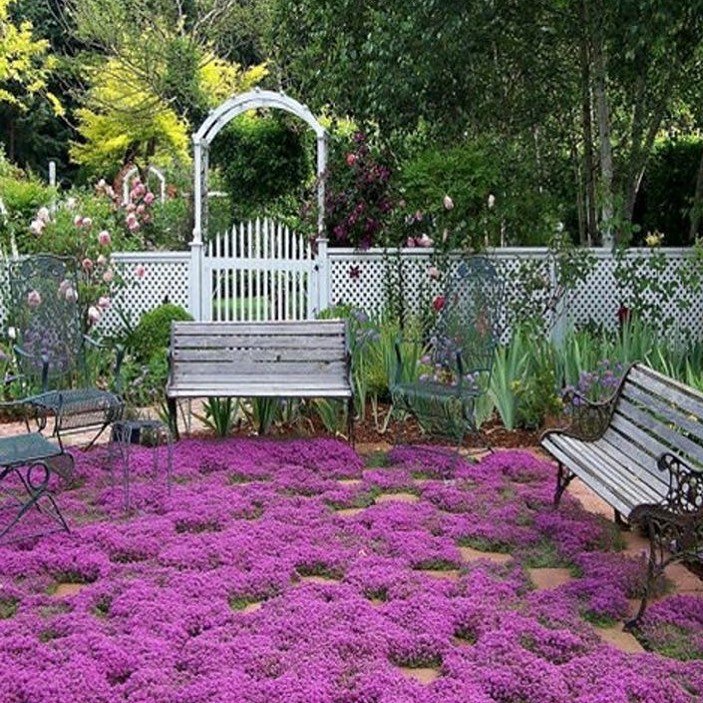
[327, 247, 703, 337]
[99, 252, 191, 333]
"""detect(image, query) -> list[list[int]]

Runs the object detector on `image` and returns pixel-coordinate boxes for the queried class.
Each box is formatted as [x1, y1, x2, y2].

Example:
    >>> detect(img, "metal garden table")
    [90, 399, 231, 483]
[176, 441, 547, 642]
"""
[0, 432, 73, 542]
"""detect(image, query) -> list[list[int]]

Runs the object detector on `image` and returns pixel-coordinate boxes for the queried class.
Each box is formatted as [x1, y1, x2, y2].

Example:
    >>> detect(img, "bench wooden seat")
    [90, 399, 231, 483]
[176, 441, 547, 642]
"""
[165, 319, 353, 440]
[541, 363, 703, 627]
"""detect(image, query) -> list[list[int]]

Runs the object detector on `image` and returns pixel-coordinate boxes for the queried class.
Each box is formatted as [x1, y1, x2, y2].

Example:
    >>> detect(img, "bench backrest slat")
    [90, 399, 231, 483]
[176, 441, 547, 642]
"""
[612, 364, 703, 469]
[628, 365, 703, 421]
[169, 320, 350, 390]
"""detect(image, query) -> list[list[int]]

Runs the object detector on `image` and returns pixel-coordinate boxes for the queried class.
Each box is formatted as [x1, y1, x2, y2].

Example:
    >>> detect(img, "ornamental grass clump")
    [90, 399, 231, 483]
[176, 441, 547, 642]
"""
[0, 439, 701, 702]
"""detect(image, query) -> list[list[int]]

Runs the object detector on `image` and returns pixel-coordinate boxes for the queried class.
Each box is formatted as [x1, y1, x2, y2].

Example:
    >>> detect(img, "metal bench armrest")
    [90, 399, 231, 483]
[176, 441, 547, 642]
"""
[657, 452, 703, 514]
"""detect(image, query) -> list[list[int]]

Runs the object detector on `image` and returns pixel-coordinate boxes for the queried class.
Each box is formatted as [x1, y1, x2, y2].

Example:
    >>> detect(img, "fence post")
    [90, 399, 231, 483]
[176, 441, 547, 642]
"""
[315, 236, 330, 315]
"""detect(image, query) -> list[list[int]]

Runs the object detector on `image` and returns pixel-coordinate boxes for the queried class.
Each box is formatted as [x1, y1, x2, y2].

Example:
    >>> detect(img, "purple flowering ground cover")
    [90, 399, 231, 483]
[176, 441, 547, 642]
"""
[0, 439, 702, 703]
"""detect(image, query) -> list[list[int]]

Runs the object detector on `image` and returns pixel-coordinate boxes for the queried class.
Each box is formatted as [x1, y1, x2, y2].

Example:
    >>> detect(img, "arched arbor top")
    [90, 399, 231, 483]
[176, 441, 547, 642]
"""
[191, 88, 328, 249]
[193, 88, 327, 147]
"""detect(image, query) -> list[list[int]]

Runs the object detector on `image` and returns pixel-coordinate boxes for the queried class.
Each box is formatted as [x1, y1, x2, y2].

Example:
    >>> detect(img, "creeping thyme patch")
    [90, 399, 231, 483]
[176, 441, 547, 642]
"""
[0, 438, 699, 702]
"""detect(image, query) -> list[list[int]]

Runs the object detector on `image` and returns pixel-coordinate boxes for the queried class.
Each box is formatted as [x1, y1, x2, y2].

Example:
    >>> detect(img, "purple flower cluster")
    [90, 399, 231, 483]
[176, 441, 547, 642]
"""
[0, 439, 700, 702]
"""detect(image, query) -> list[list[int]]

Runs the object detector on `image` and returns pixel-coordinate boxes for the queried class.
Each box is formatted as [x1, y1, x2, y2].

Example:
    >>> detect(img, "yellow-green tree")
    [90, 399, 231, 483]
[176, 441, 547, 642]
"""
[0, 0, 61, 114]
[67, 2, 267, 173]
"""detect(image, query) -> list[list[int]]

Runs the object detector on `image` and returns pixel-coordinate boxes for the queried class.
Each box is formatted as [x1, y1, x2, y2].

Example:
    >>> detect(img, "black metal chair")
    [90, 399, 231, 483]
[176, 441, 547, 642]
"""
[7, 255, 124, 449]
[391, 256, 504, 455]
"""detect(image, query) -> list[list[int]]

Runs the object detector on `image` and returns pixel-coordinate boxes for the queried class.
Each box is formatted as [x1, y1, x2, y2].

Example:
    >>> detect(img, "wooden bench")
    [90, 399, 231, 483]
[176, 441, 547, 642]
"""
[541, 363, 703, 626]
[165, 319, 354, 441]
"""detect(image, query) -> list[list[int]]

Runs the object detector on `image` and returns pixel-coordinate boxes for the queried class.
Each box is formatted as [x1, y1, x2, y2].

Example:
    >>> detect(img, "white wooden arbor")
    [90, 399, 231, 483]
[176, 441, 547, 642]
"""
[122, 165, 166, 205]
[190, 89, 329, 319]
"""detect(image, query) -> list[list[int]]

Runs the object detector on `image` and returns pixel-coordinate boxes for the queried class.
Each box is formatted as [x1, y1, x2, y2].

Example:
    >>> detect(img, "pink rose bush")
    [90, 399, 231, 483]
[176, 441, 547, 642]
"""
[0, 439, 700, 702]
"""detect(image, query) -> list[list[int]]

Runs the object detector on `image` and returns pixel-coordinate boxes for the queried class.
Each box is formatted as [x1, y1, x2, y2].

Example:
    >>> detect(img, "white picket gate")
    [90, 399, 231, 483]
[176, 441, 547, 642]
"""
[201, 218, 318, 322]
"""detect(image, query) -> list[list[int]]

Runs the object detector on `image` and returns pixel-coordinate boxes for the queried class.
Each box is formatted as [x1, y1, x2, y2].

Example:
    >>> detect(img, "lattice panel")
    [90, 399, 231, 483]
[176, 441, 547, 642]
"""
[99, 253, 191, 333]
[328, 248, 703, 339]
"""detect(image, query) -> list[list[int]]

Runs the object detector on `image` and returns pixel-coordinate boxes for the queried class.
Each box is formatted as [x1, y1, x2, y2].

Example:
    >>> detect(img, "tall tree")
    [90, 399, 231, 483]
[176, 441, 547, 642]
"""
[0, 0, 62, 161]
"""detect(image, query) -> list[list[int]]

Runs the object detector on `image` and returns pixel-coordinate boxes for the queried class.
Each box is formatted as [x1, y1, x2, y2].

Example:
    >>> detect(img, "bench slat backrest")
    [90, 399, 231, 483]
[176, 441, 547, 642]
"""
[169, 320, 350, 389]
[609, 364, 703, 472]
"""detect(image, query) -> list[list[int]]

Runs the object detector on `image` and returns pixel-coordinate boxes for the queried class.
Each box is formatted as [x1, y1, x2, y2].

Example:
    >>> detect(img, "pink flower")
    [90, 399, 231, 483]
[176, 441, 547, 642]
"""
[406, 237, 416, 248]
[432, 295, 445, 312]
[345, 153, 357, 167]
[136, 204, 145, 215]
[82, 216, 92, 228]
[416, 233, 433, 248]
[131, 182, 146, 199]
[134, 264, 146, 279]
[37, 206, 50, 222]
[98, 296, 111, 310]
[102, 268, 114, 283]
[64, 286, 78, 304]
[98, 230, 111, 246]
[27, 289, 42, 308]
[127, 219, 140, 232]
[143, 191, 155, 205]
[125, 203, 136, 213]
[443, 194, 454, 210]
[87, 305, 101, 324]
[428, 266, 440, 279]
[97, 254, 107, 266]
[73, 215, 84, 227]
[29, 219, 44, 235]
[82, 258, 94, 271]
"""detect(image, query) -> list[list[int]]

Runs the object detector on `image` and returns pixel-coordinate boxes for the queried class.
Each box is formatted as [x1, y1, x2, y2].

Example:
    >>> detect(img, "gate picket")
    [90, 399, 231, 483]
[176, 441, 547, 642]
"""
[202, 218, 316, 322]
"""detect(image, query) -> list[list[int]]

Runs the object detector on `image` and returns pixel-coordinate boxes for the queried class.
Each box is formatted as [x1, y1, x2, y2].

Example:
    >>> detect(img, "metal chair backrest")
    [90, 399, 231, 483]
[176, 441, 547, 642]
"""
[431, 256, 503, 381]
[8, 255, 86, 389]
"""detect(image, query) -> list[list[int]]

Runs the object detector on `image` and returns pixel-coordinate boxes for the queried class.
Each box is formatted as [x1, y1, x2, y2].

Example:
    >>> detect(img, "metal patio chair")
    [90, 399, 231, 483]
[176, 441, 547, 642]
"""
[7, 254, 124, 449]
[391, 256, 504, 457]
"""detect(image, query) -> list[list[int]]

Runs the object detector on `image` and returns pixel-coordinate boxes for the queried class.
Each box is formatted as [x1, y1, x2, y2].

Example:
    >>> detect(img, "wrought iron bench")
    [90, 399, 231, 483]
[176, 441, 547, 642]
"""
[541, 363, 703, 626]
[165, 320, 354, 440]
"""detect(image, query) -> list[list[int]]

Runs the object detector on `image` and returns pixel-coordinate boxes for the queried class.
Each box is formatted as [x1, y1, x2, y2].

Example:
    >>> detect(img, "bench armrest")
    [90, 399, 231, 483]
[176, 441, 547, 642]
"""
[658, 453, 703, 515]
[555, 388, 618, 441]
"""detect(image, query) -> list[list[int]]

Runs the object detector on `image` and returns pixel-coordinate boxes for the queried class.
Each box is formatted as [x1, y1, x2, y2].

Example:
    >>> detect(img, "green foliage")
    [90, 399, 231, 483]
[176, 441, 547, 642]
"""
[0, 171, 54, 248]
[199, 398, 238, 438]
[214, 114, 310, 220]
[0, 0, 61, 114]
[130, 303, 192, 363]
[398, 140, 498, 249]
[489, 329, 530, 431]
[637, 137, 703, 246]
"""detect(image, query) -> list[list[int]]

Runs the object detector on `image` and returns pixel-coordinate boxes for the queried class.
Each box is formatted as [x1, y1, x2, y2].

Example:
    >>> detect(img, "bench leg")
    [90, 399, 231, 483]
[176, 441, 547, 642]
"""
[167, 398, 179, 441]
[554, 463, 575, 508]
[347, 398, 355, 448]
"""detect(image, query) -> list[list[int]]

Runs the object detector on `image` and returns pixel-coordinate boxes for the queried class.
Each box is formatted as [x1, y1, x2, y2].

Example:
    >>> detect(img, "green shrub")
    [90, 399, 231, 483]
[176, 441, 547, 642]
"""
[131, 303, 193, 363]
[213, 113, 309, 219]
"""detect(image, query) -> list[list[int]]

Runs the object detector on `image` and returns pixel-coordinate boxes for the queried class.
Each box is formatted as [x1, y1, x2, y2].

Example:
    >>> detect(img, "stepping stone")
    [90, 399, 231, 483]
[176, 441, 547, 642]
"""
[368, 597, 385, 607]
[375, 492, 419, 504]
[336, 507, 365, 517]
[527, 567, 573, 590]
[665, 563, 703, 594]
[597, 625, 645, 654]
[298, 575, 340, 585]
[459, 546, 512, 565]
[52, 583, 87, 598]
[240, 601, 262, 614]
[621, 531, 650, 559]
[337, 479, 363, 487]
[398, 667, 440, 684]
[418, 569, 461, 581]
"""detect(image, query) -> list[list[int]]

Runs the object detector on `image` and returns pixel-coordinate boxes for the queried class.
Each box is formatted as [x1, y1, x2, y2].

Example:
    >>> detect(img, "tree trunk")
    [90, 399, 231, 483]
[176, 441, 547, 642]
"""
[589, 0, 615, 246]
[579, 0, 597, 246]
[689, 145, 703, 242]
